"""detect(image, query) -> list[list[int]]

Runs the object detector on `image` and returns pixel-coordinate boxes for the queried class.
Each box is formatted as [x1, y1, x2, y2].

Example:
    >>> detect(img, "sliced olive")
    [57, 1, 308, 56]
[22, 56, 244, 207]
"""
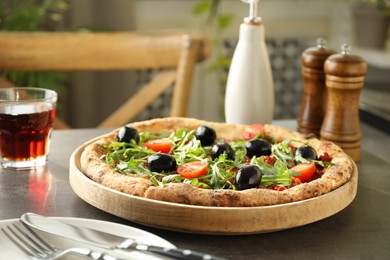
[147, 154, 177, 173]
[245, 139, 272, 158]
[295, 145, 317, 160]
[116, 126, 140, 144]
[235, 165, 263, 190]
[211, 142, 235, 160]
[195, 125, 216, 146]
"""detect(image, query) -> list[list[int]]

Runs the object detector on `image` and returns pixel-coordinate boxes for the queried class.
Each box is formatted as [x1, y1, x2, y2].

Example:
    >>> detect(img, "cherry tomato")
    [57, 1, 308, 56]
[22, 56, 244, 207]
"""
[146, 139, 172, 153]
[177, 161, 208, 178]
[242, 124, 266, 140]
[290, 162, 316, 182]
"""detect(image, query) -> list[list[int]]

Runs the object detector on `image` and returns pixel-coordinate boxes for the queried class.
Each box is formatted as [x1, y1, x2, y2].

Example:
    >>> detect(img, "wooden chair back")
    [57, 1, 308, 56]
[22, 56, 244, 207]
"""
[0, 31, 212, 128]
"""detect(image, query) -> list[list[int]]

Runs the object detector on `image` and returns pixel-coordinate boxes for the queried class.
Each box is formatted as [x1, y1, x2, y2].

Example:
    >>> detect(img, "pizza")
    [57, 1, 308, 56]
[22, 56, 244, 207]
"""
[80, 117, 354, 207]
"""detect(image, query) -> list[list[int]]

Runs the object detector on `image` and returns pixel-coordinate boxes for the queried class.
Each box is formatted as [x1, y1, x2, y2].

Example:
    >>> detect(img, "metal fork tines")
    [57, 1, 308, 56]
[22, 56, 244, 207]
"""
[1, 221, 117, 260]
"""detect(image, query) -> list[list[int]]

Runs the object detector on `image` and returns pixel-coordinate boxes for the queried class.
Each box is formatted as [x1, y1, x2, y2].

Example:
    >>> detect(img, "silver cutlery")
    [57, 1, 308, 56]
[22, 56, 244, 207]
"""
[1, 221, 117, 260]
[22, 212, 226, 260]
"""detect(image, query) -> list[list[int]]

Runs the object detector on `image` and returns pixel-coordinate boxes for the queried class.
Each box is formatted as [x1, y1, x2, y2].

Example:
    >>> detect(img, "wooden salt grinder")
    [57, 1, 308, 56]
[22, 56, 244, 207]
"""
[297, 38, 336, 137]
[320, 44, 367, 162]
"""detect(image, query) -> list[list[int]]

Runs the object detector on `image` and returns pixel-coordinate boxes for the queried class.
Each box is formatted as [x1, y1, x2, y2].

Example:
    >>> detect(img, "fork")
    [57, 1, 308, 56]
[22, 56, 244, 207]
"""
[1, 221, 118, 260]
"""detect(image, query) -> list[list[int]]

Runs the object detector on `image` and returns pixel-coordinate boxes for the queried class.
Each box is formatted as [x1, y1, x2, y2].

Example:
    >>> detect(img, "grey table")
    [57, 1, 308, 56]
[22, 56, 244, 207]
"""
[1, 120, 389, 259]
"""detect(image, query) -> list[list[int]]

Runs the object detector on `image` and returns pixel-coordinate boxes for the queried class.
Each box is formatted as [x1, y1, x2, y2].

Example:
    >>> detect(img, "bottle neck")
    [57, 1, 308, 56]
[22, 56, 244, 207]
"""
[239, 23, 264, 42]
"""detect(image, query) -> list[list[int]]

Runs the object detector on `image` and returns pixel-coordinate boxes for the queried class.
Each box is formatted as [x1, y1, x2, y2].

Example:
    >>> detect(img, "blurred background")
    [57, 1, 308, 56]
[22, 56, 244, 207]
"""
[1, 0, 389, 130]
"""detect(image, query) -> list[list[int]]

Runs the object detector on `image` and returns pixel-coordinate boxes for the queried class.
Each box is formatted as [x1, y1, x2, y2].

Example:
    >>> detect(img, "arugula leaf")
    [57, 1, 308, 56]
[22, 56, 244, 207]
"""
[295, 155, 334, 167]
[139, 131, 170, 143]
[250, 157, 293, 187]
[162, 174, 182, 184]
[271, 139, 295, 167]
[209, 155, 236, 189]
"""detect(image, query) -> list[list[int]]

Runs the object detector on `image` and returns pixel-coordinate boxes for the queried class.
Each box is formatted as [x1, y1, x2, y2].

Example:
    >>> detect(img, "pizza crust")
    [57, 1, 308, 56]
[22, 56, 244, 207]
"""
[81, 140, 153, 196]
[80, 117, 353, 207]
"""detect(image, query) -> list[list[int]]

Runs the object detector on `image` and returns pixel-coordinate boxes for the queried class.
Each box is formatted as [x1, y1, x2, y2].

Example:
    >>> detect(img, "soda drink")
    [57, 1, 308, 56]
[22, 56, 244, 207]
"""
[0, 88, 57, 169]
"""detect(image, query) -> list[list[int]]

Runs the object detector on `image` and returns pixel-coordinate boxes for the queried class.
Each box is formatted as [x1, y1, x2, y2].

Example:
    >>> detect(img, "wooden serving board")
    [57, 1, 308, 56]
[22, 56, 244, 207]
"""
[69, 139, 358, 235]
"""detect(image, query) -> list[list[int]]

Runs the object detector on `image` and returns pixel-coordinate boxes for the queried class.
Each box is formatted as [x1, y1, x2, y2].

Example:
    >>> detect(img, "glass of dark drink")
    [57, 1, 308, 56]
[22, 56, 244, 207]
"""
[0, 87, 57, 170]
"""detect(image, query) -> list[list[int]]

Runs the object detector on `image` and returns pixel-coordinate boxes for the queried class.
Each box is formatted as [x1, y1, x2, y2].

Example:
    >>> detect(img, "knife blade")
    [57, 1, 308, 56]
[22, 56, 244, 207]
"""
[21, 213, 225, 260]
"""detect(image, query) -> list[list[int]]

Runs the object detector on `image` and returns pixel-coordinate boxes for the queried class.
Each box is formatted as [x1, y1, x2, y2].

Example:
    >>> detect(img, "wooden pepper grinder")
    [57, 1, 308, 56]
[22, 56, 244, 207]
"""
[297, 38, 336, 137]
[320, 44, 367, 162]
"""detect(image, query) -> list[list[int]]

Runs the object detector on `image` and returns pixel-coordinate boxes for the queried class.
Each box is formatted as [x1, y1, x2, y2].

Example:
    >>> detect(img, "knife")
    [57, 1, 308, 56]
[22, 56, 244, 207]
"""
[21, 213, 225, 260]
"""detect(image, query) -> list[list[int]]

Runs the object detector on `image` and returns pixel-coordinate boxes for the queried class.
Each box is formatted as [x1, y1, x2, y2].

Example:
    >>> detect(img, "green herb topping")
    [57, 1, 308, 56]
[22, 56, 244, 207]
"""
[101, 128, 333, 191]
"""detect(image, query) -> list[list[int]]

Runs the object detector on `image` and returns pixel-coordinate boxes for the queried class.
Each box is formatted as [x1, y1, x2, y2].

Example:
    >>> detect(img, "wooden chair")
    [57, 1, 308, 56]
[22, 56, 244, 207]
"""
[0, 30, 212, 128]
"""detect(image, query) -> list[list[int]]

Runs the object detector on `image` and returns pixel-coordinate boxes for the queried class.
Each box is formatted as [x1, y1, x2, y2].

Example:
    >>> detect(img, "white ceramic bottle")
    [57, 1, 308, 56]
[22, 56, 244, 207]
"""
[225, 0, 274, 125]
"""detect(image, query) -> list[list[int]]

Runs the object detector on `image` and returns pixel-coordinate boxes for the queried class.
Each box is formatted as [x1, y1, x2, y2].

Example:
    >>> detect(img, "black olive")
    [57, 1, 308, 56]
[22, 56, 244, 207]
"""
[116, 126, 140, 144]
[195, 125, 216, 146]
[295, 145, 317, 160]
[245, 139, 272, 158]
[235, 165, 263, 190]
[147, 154, 177, 173]
[211, 142, 235, 161]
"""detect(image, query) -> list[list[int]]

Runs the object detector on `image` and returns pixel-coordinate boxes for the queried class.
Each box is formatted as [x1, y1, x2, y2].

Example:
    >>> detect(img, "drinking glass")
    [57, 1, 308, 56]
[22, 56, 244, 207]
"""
[0, 87, 57, 170]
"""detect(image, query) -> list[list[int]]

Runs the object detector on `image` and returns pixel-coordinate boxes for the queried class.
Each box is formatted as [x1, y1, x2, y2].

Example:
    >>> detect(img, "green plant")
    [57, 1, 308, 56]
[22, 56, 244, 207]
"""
[193, 0, 238, 119]
[0, 0, 69, 92]
[353, 0, 390, 14]
[193, 0, 234, 81]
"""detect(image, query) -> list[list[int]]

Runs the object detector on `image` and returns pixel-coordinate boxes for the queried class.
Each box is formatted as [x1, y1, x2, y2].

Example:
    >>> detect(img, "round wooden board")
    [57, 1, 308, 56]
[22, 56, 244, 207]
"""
[69, 139, 358, 235]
